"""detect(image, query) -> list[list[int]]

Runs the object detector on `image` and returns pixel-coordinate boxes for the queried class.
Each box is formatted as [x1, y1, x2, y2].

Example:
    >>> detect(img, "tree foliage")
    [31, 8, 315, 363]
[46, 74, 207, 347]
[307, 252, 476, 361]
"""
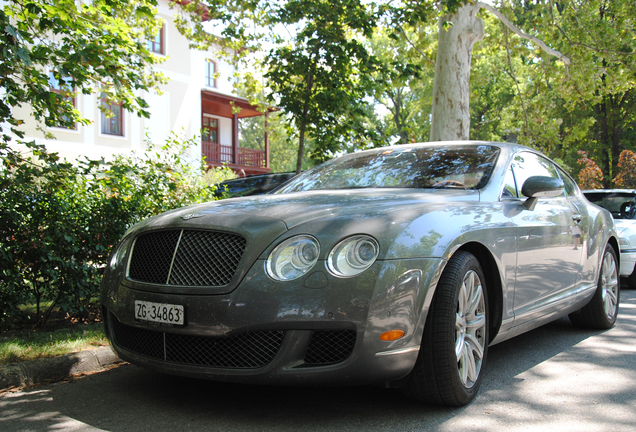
[366, 27, 435, 145]
[263, 0, 382, 171]
[1, 0, 168, 142]
[613, 150, 636, 189]
[477, 1, 636, 184]
[576, 151, 604, 190]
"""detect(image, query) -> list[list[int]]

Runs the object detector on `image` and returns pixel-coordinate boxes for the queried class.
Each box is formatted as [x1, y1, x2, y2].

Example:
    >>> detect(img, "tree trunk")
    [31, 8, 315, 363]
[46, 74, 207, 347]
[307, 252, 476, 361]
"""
[295, 48, 319, 173]
[296, 120, 306, 174]
[430, 3, 484, 141]
[595, 94, 626, 187]
[389, 89, 409, 144]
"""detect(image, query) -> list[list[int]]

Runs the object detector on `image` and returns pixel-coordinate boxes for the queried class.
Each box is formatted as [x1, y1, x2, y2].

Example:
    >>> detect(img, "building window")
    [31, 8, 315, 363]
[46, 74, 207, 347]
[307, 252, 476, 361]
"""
[147, 23, 165, 54]
[101, 94, 124, 136]
[48, 72, 76, 129]
[205, 59, 217, 87]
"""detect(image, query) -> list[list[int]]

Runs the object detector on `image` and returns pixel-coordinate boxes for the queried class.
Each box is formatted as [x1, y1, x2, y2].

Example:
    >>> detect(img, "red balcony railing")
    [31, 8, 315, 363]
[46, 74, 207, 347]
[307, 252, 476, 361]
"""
[238, 147, 265, 168]
[202, 140, 265, 168]
[202, 140, 233, 164]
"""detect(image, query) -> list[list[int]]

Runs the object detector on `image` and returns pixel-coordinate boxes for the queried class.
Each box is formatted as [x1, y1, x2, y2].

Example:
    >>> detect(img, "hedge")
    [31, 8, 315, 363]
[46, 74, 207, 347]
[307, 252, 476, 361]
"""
[0, 135, 231, 329]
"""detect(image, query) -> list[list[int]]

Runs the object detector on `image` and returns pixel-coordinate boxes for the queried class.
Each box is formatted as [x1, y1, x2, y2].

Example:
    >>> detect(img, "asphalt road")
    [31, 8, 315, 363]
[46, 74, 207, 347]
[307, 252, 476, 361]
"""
[2, 289, 635, 432]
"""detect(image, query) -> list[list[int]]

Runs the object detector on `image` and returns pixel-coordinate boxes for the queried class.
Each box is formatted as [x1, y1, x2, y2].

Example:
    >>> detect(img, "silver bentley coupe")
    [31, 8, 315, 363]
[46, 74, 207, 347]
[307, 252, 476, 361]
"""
[101, 141, 620, 407]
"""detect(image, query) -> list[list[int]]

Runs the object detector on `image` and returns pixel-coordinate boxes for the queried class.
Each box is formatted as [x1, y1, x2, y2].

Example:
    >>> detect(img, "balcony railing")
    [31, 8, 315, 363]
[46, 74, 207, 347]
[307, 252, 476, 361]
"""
[202, 140, 233, 164]
[238, 147, 266, 168]
[202, 140, 266, 168]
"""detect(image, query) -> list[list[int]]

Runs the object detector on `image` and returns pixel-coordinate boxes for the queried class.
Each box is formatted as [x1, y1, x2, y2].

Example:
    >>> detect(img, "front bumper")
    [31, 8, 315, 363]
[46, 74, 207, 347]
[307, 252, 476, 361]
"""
[101, 257, 444, 386]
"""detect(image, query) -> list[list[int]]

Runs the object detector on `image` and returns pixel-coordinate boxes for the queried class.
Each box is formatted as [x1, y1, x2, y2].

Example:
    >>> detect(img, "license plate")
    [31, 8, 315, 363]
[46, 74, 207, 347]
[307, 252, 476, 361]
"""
[134, 301, 185, 325]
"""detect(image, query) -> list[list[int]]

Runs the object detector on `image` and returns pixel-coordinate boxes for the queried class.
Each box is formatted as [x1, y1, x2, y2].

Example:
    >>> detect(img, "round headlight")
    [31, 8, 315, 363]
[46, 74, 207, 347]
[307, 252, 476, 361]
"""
[266, 235, 320, 281]
[328, 235, 379, 277]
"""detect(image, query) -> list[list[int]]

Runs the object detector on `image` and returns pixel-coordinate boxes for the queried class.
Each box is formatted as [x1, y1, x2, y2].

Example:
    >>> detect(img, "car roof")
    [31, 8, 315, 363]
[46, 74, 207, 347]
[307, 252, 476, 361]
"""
[348, 140, 532, 156]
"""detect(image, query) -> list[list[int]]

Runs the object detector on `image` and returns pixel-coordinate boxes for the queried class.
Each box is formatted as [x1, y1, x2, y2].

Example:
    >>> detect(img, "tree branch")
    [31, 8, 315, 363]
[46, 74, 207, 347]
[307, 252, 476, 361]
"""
[503, 27, 529, 132]
[477, 1, 571, 66]
[396, 25, 435, 67]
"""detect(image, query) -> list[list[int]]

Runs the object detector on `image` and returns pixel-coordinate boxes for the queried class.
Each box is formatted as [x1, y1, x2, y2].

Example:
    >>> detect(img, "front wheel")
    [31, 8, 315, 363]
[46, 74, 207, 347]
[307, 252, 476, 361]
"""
[569, 244, 619, 329]
[402, 251, 488, 407]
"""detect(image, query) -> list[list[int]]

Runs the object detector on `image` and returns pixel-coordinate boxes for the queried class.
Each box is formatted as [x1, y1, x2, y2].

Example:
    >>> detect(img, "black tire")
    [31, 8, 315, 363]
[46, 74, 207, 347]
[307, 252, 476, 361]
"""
[569, 244, 620, 329]
[402, 251, 489, 407]
[627, 271, 636, 290]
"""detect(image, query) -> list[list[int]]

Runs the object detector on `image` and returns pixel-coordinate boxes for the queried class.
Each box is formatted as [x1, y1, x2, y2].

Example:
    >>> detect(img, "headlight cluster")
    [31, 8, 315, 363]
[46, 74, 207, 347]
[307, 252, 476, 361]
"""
[109, 236, 132, 269]
[266, 236, 320, 281]
[266, 234, 380, 281]
[619, 227, 636, 250]
[327, 235, 380, 277]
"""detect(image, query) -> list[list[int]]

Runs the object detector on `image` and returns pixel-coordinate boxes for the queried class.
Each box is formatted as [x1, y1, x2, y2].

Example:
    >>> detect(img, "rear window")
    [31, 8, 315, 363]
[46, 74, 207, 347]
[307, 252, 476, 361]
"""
[584, 192, 636, 219]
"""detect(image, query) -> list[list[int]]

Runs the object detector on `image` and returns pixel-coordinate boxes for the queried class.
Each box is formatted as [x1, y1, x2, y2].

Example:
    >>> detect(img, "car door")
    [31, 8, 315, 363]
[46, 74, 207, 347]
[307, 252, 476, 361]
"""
[508, 152, 583, 323]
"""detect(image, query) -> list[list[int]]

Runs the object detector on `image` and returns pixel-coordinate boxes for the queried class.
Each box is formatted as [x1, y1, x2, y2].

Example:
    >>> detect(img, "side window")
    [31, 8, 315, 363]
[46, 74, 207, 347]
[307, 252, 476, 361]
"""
[501, 165, 518, 198]
[558, 169, 577, 197]
[511, 152, 561, 198]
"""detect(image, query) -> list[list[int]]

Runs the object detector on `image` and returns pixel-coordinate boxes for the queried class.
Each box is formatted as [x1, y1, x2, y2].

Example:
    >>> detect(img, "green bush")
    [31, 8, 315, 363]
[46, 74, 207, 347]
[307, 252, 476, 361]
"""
[0, 134, 230, 329]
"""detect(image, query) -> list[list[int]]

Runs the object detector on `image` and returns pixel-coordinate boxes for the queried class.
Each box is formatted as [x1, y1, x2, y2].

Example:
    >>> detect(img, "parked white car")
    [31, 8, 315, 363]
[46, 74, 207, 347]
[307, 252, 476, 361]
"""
[583, 189, 636, 288]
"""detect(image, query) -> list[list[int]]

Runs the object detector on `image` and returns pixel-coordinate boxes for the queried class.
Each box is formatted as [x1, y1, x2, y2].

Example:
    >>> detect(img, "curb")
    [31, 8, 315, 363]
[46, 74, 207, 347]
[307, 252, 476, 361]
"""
[0, 346, 124, 391]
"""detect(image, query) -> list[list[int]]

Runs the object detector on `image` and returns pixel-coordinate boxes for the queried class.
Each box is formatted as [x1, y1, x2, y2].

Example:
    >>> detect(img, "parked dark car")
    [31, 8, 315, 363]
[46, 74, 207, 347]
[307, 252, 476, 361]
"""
[213, 172, 296, 198]
[583, 189, 636, 288]
[102, 141, 619, 407]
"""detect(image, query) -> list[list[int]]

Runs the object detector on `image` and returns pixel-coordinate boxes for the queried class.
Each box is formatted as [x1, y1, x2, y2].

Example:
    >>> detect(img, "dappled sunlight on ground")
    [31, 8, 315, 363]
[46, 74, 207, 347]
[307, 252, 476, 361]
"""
[439, 289, 636, 432]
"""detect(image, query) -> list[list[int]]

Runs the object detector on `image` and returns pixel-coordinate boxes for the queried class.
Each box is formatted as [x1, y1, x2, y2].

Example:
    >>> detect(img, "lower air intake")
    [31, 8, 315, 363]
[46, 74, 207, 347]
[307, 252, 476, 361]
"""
[303, 330, 357, 365]
[110, 313, 285, 369]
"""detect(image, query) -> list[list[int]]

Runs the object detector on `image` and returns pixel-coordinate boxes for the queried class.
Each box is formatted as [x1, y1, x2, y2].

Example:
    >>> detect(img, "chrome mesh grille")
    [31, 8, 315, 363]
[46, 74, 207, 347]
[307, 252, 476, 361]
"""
[128, 229, 246, 287]
[128, 230, 180, 284]
[303, 330, 357, 365]
[110, 313, 285, 369]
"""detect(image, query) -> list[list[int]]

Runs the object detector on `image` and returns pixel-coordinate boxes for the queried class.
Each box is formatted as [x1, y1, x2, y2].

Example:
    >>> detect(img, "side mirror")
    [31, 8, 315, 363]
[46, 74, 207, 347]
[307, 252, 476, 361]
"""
[520, 176, 564, 211]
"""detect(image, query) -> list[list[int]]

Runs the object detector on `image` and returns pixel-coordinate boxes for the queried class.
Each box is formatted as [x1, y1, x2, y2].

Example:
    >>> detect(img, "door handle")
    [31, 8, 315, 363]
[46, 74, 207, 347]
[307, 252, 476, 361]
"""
[572, 214, 582, 223]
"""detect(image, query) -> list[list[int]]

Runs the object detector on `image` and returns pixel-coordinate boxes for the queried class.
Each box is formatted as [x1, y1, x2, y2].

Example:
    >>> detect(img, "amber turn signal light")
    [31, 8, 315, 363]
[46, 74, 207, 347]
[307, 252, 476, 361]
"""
[380, 329, 405, 341]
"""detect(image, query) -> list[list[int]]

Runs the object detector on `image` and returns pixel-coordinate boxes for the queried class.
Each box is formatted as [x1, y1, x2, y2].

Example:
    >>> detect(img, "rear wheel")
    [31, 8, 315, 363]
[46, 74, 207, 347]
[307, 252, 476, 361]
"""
[569, 244, 619, 329]
[402, 251, 488, 407]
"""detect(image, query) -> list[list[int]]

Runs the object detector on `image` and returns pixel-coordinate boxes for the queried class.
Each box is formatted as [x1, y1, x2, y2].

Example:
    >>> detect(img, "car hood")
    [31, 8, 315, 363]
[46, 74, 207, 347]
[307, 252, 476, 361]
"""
[132, 189, 481, 233]
[614, 219, 636, 230]
[118, 189, 482, 295]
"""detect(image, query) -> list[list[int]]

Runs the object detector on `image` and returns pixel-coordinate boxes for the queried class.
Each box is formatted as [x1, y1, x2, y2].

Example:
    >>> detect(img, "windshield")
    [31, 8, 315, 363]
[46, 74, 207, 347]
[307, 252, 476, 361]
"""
[276, 144, 500, 193]
[584, 192, 636, 220]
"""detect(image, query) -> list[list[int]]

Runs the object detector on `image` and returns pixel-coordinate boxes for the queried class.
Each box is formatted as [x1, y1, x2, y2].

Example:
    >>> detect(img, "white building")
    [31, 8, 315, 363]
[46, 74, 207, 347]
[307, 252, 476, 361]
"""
[12, 0, 271, 176]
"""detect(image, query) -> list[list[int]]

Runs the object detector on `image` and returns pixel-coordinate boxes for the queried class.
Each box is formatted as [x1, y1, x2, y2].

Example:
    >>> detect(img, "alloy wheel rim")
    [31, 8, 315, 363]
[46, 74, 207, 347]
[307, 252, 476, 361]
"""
[455, 270, 486, 388]
[601, 250, 619, 320]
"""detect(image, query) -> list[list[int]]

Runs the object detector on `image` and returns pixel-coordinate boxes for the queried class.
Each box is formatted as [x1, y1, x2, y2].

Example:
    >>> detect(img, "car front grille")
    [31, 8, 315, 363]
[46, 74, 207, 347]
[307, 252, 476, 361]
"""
[303, 330, 357, 365]
[127, 229, 246, 287]
[109, 313, 285, 369]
